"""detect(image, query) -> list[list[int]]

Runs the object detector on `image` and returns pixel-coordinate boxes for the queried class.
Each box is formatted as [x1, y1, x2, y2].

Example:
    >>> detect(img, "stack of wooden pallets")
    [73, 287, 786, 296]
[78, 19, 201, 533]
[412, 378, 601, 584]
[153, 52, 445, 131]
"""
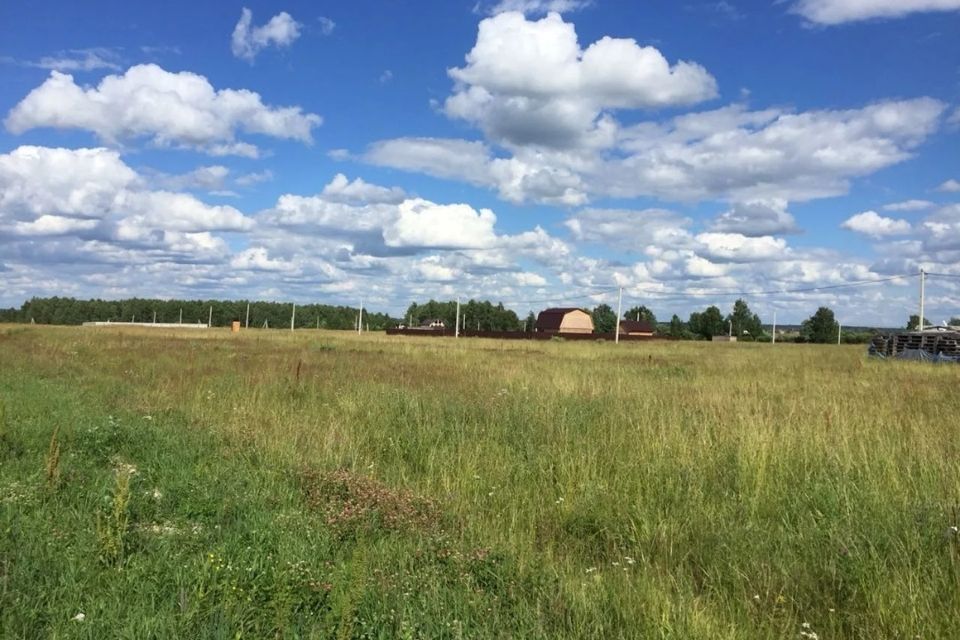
[870, 330, 960, 358]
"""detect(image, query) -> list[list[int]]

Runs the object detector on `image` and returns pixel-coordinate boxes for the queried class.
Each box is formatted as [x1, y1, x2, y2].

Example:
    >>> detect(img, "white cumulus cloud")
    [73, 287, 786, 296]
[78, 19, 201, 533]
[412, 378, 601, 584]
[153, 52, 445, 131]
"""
[369, 98, 945, 205]
[841, 210, 912, 238]
[792, 0, 960, 24]
[383, 199, 498, 249]
[882, 199, 934, 212]
[708, 199, 801, 236]
[5, 65, 321, 155]
[485, 0, 591, 15]
[0, 146, 250, 255]
[695, 233, 788, 262]
[231, 8, 302, 62]
[445, 11, 717, 149]
[321, 173, 406, 204]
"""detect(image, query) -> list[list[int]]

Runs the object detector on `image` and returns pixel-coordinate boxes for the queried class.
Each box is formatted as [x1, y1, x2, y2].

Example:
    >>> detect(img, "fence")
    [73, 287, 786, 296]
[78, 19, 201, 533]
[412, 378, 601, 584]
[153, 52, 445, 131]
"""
[385, 328, 662, 341]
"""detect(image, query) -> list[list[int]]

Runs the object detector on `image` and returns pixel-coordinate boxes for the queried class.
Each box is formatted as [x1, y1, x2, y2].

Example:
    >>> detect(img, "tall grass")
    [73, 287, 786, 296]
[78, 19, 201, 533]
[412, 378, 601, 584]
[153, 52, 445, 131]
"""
[1, 325, 958, 638]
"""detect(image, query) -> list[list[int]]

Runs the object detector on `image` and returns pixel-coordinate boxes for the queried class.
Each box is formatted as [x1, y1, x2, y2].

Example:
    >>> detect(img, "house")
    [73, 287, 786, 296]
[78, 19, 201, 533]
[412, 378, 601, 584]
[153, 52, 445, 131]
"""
[536, 308, 594, 334]
[618, 320, 655, 336]
[711, 335, 737, 342]
[419, 318, 445, 329]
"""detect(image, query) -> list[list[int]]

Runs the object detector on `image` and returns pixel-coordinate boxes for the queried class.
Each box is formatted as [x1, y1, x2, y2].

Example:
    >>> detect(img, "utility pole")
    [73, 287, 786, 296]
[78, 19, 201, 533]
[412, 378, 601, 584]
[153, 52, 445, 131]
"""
[771, 311, 777, 345]
[728, 319, 732, 338]
[290, 303, 296, 332]
[455, 296, 461, 338]
[615, 287, 623, 344]
[838, 321, 842, 345]
[153, 311, 156, 324]
[179, 308, 182, 325]
[207, 305, 212, 328]
[358, 299, 363, 335]
[245, 302, 250, 329]
[918, 266, 926, 331]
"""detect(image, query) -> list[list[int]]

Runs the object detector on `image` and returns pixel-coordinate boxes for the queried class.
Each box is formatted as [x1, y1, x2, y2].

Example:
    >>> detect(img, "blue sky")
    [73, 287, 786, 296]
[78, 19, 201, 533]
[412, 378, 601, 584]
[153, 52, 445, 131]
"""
[1, 0, 959, 325]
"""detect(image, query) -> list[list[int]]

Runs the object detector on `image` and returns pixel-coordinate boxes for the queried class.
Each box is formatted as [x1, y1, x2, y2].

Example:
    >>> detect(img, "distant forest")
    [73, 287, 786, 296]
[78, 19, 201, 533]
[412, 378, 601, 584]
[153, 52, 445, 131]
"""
[404, 299, 528, 331]
[0, 297, 399, 330]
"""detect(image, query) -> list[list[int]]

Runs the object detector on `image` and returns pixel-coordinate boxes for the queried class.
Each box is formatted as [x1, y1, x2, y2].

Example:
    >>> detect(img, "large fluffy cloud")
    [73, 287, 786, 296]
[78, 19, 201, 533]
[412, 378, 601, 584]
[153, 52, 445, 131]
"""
[444, 11, 717, 149]
[368, 99, 945, 204]
[792, 0, 960, 24]
[841, 210, 912, 238]
[383, 200, 498, 249]
[0, 146, 250, 257]
[564, 208, 693, 251]
[5, 65, 322, 156]
[231, 8, 302, 62]
[708, 200, 801, 236]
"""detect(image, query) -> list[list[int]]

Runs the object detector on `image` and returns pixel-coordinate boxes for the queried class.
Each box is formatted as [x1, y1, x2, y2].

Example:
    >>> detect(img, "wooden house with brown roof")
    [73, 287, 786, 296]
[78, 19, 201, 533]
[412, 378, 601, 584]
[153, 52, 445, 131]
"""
[535, 308, 593, 334]
[618, 320, 655, 337]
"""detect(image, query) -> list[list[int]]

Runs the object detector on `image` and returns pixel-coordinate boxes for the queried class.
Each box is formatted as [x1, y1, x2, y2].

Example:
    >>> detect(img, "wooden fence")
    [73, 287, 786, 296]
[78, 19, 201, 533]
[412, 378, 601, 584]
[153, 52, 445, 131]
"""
[385, 328, 662, 341]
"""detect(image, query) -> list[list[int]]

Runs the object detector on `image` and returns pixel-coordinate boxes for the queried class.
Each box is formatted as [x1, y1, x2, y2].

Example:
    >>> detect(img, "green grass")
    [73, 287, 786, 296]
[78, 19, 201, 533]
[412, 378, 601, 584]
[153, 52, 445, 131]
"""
[1, 325, 959, 638]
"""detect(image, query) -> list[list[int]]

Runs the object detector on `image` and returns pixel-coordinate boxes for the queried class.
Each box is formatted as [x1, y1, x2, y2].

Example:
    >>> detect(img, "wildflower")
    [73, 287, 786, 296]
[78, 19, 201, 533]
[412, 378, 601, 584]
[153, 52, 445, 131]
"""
[585, 567, 597, 573]
[753, 594, 760, 602]
[143, 415, 153, 421]
[113, 461, 138, 476]
[554, 497, 564, 504]
[150, 488, 163, 501]
[71, 612, 85, 622]
[625, 556, 635, 565]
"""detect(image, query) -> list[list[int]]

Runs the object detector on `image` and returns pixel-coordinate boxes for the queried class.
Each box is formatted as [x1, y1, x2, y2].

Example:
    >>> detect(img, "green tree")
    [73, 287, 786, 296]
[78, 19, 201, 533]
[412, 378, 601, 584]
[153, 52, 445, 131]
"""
[727, 298, 763, 338]
[950, 317, 960, 327]
[592, 304, 617, 334]
[624, 305, 657, 325]
[668, 314, 685, 338]
[689, 305, 725, 339]
[906, 314, 931, 330]
[801, 307, 839, 343]
[524, 311, 536, 332]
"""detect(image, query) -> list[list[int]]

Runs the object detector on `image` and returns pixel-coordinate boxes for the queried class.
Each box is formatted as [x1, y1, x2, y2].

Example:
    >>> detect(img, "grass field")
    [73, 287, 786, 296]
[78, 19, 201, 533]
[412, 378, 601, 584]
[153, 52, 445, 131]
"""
[1, 325, 959, 638]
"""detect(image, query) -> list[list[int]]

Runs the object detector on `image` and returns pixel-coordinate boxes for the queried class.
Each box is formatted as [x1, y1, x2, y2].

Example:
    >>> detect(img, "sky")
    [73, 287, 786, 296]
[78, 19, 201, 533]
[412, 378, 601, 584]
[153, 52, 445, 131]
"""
[1, 0, 959, 325]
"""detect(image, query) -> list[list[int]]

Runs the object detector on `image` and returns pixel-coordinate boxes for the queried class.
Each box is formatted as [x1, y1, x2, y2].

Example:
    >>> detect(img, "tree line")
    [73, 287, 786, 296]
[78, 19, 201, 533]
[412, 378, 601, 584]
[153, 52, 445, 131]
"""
[590, 299, 880, 344]
[3, 295, 941, 343]
[0, 297, 399, 330]
[404, 299, 525, 331]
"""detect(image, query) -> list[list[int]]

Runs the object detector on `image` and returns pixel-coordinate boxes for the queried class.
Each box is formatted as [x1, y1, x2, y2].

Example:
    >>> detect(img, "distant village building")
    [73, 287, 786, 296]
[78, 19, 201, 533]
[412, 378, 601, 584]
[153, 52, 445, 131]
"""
[535, 308, 594, 334]
[618, 320, 655, 337]
[711, 335, 737, 342]
[420, 318, 445, 329]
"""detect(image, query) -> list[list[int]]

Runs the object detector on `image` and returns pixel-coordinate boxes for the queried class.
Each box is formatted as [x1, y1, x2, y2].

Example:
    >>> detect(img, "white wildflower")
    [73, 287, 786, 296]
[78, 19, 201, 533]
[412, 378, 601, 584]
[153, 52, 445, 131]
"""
[71, 612, 85, 622]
